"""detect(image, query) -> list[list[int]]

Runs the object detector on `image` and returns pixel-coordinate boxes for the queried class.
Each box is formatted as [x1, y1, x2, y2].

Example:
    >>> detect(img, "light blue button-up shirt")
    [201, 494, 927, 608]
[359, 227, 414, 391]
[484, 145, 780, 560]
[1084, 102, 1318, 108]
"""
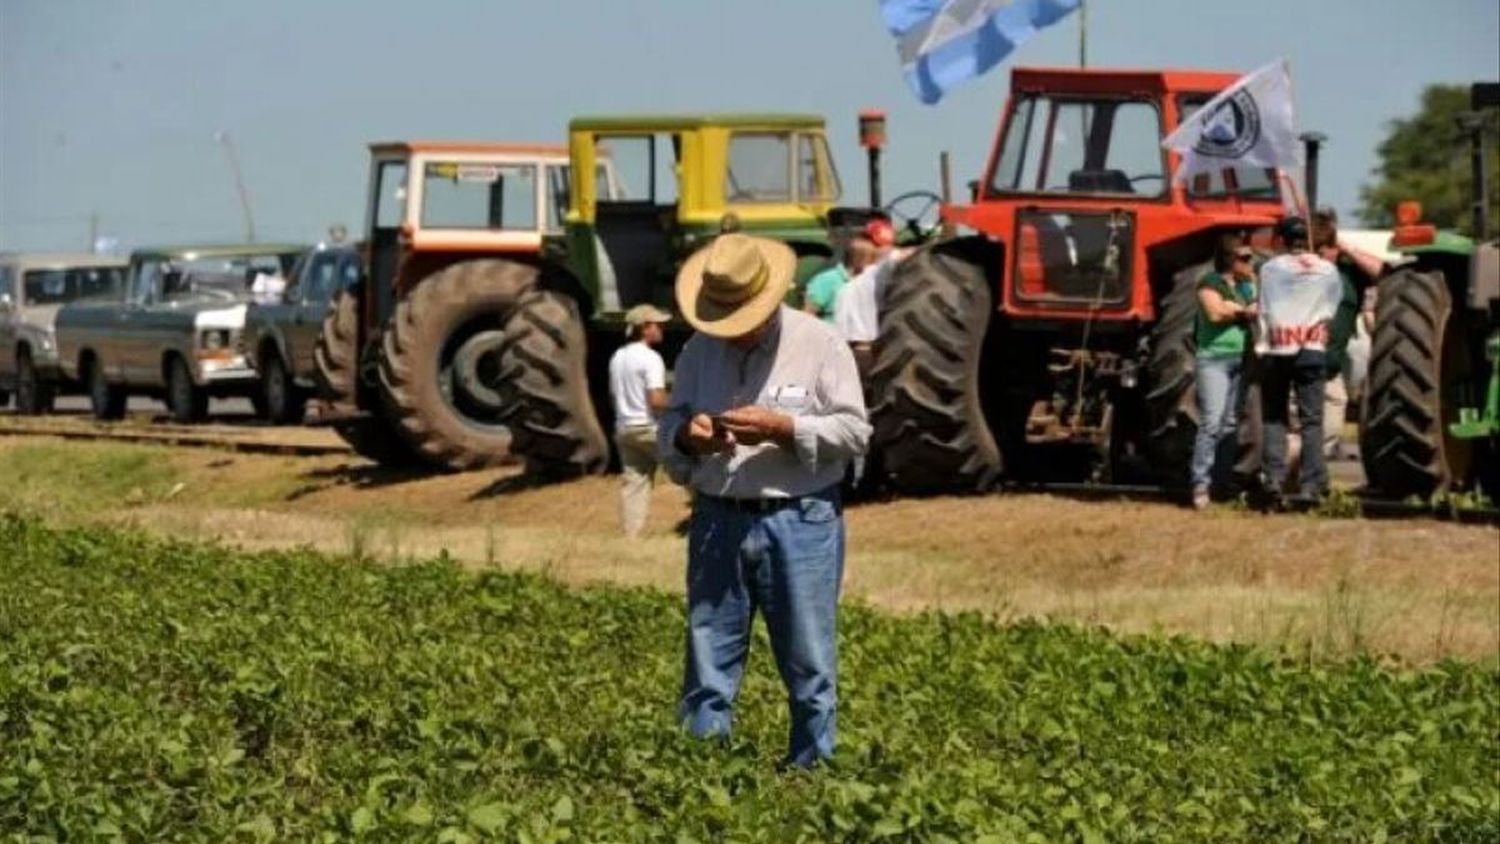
[657, 306, 871, 499]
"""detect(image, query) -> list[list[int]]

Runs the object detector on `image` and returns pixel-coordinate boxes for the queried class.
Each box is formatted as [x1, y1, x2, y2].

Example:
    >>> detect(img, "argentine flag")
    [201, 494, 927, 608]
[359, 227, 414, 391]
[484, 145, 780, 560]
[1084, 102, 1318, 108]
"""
[881, 0, 1082, 104]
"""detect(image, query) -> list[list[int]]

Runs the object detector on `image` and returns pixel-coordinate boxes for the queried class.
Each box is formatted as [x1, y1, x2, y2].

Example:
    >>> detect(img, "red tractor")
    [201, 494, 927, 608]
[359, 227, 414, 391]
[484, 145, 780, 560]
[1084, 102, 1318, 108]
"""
[870, 67, 1291, 493]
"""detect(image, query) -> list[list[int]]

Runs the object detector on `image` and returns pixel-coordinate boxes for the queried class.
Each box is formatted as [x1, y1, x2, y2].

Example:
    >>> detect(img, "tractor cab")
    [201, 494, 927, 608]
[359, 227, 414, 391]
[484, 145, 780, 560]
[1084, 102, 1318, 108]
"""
[362, 142, 581, 330]
[953, 68, 1287, 326]
[560, 114, 842, 318]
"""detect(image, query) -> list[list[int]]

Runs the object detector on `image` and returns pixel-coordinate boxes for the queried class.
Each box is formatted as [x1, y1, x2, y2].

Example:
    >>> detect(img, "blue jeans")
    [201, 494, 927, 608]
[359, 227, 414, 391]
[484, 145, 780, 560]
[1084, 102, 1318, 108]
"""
[1191, 356, 1244, 490]
[1262, 350, 1329, 496]
[680, 488, 844, 768]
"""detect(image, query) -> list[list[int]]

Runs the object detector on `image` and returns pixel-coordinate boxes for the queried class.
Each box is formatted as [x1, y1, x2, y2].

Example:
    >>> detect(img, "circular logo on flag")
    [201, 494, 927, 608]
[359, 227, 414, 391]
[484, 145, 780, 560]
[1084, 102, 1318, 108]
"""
[1194, 90, 1261, 159]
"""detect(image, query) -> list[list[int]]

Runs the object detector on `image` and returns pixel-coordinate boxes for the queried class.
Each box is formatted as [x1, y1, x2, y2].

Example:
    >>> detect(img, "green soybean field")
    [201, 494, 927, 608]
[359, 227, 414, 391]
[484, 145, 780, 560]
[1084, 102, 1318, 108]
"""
[1, 514, 1495, 842]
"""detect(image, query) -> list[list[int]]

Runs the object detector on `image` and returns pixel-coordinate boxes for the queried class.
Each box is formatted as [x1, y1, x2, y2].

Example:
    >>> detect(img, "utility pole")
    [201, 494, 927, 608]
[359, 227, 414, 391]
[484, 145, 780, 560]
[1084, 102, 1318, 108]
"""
[87, 211, 98, 253]
[214, 130, 256, 243]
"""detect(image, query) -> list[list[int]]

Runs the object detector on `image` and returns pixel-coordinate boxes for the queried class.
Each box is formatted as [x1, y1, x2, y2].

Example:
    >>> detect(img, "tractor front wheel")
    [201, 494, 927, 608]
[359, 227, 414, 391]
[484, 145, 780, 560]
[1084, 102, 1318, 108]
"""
[868, 237, 1002, 494]
[1361, 267, 1474, 498]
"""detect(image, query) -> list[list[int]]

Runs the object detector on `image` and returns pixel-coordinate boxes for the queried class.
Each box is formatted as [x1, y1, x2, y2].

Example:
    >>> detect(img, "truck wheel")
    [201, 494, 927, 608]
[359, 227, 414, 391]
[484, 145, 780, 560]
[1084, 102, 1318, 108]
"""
[260, 349, 305, 424]
[1144, 261, 1212, 491]
[166, 356, 209, 423]
[85, 358, 126, 421]
[494, 289, 608, 476]
[15, 350, 56, 415]
[377, 259, 534, 470]
[868, 237, 1002, 494]
[1361, 267, 1474, 497]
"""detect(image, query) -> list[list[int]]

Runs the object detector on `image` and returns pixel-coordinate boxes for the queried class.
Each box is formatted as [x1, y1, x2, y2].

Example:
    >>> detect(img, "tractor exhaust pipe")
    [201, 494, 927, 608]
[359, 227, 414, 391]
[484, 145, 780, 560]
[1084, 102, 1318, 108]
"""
[859, 110, 887, 209]
[1299, 131, 1327, 215]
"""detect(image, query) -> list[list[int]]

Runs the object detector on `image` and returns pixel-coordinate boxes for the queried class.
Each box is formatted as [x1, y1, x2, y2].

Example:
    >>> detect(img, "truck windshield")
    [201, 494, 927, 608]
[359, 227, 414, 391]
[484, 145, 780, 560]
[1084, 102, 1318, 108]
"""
[990, 96, 1167, 197]
[23, 266, 125, 305]
[136, 254, 293, 304]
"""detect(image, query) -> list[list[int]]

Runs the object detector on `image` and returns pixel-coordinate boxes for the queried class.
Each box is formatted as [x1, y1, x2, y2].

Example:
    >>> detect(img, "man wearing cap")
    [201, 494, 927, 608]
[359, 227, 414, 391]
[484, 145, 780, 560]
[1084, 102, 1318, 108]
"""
[608, 304, 672, 537]
[658, 232, 871, 768]
[833, 219, 902, 375]
[1256, 216, 1344, 502]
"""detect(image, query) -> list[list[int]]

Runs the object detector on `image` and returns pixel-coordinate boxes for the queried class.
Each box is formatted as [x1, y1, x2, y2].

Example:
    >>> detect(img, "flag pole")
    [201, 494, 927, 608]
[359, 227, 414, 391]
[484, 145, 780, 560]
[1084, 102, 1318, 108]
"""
[1078, 0, 1087, 68]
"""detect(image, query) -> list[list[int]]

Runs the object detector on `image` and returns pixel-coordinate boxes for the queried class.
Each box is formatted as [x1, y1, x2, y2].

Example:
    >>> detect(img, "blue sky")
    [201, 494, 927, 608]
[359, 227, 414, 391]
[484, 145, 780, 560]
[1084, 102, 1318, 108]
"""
[2, 0, 1497, 251]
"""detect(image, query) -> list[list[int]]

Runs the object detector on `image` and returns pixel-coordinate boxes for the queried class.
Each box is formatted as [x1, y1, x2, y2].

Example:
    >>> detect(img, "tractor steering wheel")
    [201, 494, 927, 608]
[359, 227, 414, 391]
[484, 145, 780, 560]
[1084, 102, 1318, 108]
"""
[882, 190, 944, 243]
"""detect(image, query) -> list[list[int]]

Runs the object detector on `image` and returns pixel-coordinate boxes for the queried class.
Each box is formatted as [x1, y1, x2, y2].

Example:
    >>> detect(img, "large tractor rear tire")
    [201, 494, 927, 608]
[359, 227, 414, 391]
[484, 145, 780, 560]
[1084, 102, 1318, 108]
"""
[1361, 267, 1473, 497]
[868, 237, 1002, 494]
[313, 287, 424, 468]
[1144, 262, 1209, 490]
[495, 289, 608, 476]
[377, 260, 534, 470]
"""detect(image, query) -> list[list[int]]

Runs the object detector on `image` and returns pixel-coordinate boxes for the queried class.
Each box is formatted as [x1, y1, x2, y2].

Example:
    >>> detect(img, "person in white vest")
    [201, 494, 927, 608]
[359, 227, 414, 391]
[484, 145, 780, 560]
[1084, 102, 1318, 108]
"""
[608, 304, 671, 537]
[1256, 216, 1343, 502]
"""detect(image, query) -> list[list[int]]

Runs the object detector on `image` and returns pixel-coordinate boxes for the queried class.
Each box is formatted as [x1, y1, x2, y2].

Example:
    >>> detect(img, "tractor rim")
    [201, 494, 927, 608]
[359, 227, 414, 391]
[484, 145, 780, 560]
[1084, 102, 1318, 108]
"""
[437, 316, 509, 434]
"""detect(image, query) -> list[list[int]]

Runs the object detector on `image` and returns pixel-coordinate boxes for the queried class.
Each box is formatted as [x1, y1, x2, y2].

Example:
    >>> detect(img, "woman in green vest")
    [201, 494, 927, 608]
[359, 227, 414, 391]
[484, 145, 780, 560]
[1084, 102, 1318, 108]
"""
[1190, 235, 1259, 510]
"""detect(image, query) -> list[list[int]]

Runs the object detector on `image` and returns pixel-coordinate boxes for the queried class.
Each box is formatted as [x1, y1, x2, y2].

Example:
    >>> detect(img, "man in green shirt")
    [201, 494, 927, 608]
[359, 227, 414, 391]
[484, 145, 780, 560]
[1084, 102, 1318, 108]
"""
[802, 235, 876, 323]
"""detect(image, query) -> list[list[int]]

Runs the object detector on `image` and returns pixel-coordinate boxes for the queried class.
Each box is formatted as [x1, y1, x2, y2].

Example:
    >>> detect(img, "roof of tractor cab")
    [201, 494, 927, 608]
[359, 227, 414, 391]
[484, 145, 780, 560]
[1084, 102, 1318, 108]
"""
[368, 141, 568, 158]
[1011, 66, 1244, 97]
[570, 113, 826, 132]
[131, 243, 309, 261]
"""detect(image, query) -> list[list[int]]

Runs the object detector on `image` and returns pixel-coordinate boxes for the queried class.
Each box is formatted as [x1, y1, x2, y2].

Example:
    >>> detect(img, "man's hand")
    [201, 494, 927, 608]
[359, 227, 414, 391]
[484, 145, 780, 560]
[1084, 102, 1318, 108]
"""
[678, 413, 734, 455]
[718, 405, 794, 447]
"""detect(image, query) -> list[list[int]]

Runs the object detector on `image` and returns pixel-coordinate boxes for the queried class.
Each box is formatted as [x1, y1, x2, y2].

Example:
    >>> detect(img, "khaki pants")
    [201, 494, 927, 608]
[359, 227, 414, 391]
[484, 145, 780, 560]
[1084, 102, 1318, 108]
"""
[615, 425, 658, 537]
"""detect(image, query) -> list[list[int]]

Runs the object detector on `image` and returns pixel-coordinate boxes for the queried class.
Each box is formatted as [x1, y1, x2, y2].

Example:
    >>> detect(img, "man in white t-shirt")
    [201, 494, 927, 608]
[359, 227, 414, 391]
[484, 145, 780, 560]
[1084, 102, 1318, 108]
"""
[833, 219, 907, 373]
[608, 304, 671, 537]
[1256, 216, 1343, 501]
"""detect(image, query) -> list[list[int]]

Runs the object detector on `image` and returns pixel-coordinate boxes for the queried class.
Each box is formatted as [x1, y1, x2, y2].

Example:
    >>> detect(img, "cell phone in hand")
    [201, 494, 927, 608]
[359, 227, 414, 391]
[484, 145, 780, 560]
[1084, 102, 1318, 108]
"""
[710, 414, 729, 437]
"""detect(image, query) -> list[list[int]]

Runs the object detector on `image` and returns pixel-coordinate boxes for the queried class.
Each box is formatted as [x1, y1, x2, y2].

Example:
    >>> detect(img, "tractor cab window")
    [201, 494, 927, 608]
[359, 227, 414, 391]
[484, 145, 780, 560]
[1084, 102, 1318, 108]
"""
[990, 96, 1167, 197]
[598, 134, 679, 204]
[1177, 95, 1279, 200]
[723, 131, 840, 204]
[373, 160, 408, 229]
[421, 162, 539, 231]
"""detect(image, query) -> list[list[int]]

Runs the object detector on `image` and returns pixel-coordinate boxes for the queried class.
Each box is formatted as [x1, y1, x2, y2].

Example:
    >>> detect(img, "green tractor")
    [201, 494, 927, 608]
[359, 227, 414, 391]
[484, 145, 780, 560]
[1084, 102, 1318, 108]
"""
[1361, 82, 1500, 500]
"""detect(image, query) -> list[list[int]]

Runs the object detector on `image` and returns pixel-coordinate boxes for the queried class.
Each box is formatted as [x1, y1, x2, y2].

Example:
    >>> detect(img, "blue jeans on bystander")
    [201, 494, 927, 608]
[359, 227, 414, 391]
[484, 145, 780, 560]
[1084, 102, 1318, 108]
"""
[1190, 355, 1244, 491]
[680, 488, 844, 768]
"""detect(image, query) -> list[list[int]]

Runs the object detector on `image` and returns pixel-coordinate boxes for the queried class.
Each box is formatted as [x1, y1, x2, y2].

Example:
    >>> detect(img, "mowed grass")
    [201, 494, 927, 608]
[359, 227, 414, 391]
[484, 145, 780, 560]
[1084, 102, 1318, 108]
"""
[1, 437, 1497, 663]
[1, 515, 1496, 842]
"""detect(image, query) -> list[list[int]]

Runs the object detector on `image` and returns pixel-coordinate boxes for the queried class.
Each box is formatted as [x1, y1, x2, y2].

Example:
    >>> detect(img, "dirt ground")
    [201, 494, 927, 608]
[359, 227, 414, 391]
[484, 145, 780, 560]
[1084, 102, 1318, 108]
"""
[2, 434, 1496, 664]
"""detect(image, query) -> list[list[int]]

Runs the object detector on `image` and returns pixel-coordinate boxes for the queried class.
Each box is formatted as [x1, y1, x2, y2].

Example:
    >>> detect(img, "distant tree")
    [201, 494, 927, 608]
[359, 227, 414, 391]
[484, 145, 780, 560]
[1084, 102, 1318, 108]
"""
[1358, 84, 1499, 235]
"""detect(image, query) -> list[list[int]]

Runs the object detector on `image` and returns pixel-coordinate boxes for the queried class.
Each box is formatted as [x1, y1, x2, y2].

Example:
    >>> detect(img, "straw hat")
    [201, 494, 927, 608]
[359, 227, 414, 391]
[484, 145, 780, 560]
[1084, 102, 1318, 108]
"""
[675, 233, 795, 338]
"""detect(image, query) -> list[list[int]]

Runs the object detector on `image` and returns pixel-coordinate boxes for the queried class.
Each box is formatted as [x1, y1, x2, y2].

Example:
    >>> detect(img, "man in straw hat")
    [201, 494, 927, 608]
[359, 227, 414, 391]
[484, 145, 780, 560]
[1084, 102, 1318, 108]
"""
[608, 303, 672, 537]
[658, 232, 871, 768]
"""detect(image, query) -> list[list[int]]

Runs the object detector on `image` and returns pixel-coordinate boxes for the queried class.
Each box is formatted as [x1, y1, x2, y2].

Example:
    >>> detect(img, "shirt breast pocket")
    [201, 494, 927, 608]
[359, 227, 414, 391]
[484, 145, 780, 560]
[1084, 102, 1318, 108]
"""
[771, 384, 809, 412]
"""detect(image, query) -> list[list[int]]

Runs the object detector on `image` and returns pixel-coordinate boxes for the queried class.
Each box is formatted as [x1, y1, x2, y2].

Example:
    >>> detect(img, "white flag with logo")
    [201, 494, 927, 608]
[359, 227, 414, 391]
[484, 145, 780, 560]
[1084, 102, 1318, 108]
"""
[1162, 59, 1301, 185]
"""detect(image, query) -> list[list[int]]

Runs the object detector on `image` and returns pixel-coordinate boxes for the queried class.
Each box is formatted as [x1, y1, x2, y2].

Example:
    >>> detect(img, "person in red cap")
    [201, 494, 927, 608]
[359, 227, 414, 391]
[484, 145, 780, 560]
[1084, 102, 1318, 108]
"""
[834, 217, 905, 369]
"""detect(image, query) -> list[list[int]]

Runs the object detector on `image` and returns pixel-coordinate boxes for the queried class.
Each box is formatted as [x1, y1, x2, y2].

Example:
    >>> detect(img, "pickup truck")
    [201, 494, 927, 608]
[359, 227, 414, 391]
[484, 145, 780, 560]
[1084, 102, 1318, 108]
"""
[0, 252, 129, 414]
[242, 243, 361, 422]
[56, 243, 306, 422]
